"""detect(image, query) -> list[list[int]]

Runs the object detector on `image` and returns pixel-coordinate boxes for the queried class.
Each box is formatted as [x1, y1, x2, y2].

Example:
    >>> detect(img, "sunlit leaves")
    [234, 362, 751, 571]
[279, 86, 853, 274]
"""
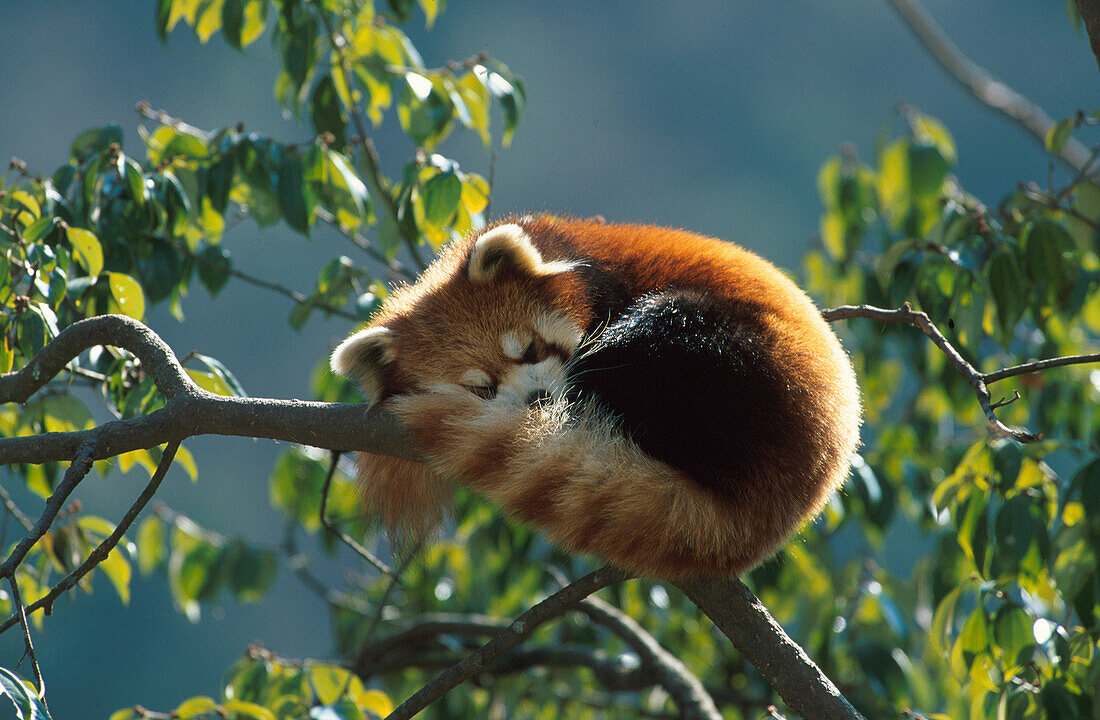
[0, 667, 50, 720]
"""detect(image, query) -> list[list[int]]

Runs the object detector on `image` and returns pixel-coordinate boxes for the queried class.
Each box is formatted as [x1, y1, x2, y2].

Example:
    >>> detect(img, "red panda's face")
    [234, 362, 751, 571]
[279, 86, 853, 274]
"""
[331, 223, 585, 406]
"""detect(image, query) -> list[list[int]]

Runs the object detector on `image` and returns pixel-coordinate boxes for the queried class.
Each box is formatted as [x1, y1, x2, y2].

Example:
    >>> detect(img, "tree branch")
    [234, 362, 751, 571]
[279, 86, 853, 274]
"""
[823, 303, 1045, 442]
[886, 0, 1095, 177]
[674, 577, 864, 720]
[0, 316, 415, 465]
[581, 595, 721, 720]
[0, 442, 180, 635]
[382, 566, 631, 720]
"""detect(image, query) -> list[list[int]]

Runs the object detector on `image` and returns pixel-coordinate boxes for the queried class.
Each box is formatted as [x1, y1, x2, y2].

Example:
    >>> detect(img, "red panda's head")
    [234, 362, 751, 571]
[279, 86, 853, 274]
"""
[331, 223, 587, 406]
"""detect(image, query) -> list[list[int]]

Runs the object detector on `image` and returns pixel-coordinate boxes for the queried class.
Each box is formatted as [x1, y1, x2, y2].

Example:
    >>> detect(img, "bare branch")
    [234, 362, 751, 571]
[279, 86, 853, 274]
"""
[823, 303, 1042, 441]
[383, 566, 631, 720]
[674, 576, 864, 720]
[0, 314, 194, 404]
[885, 0, 1095, 177]
[0, 316, 416, 464]
[0, 442, 180, 634]
[0, 442, 96, 579]
[984, 352, 1100, 383]
[320, 451, 395, 578]
[581, 595, 721, 720]
[6, 575, 46, 708]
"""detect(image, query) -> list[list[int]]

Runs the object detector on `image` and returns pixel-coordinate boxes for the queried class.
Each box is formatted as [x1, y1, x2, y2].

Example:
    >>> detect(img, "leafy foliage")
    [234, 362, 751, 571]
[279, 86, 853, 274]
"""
[1, 2, 1099, 719]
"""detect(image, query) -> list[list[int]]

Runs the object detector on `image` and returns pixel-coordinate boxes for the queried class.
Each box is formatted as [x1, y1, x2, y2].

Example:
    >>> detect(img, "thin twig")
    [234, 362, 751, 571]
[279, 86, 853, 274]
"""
[0, 441, 96, 580]
[823, 302, 1043, 441]
[581, 595, 720, 720]
[0, 442, 180, 634]
[6, 575, 46, 708]
[383, 566, 631, 720]
[0, 485, 34, 532]
[181, 243, 358, 321]
[984, 352, 1100, 383]
[320, 451, 396, 578]
[315, 7, 429, 271]
[885, 0, 1096, 178]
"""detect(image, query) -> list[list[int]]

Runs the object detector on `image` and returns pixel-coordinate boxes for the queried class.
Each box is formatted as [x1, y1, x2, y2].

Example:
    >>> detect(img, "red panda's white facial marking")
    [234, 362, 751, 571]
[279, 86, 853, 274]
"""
[501, 330, 532, 360]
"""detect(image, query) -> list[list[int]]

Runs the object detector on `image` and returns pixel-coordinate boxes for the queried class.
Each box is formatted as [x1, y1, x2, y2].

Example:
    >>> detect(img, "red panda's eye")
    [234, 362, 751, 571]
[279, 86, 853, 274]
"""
[463, 384, 498, 400]
[520, 343, 539, 364]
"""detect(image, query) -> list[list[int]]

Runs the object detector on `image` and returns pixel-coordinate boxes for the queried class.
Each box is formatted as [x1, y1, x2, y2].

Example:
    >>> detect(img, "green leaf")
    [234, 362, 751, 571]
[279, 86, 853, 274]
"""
[397, 73, 454, 149]
[205, 153, 235, 214]
[70, 125, 123, 160]
[985, 246, 1027, 341]
[310, 700, 365, 720]
[227, 543, 276, 602]
[486, 63, 525, 147]
[1045, 117, 1075, 154]
[993, 494, 1036, 576]
[310, 76, 348, 152]
[17, 308, 47, 361]
[137, 239, 184, 304]
[21, 216, 57, 245]
[190, 352, 247, 396]
[1023, 219, 1078, 302]
[276, 152, 311, 235]
[222, 0, 244, 49]
[107, 272, 146, 320]
[196, 243, 232, 296]
[421, 170, 461, 225]
[1040, 680, 1080, 720]
[0, 667, 49, 720]
[907, 142, 950, 199]
[991, 605, 1033, 663]
[123, 155, 146, 205]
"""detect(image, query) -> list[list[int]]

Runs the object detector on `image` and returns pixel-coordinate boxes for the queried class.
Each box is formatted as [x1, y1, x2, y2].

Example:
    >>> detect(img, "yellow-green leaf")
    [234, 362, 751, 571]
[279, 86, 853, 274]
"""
[175, 443, 199, 482]
[356, 689, 393, 718]
[100, 548, 132, 605]
[223, 699, 277, 720]
[67, 226, 104, 276]
[176, 696, 219, 720]
[107, 272, 146, 320]
[10, 190, 41, 219]
[186, 368, 233, 396]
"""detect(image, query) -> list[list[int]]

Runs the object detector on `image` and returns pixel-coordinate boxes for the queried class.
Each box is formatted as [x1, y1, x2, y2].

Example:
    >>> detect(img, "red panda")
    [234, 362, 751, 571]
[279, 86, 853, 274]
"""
[331, 216, 861, 579]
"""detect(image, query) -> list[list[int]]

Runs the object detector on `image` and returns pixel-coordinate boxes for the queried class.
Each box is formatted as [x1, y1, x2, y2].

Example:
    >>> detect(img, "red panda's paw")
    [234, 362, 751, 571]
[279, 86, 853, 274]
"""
[387, 382, 483, 449]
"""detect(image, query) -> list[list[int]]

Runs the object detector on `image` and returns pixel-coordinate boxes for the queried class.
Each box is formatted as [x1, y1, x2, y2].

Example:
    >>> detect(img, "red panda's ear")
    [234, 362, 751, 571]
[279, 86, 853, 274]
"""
[467, 223, 575, 283]
[330, 326, 394, 404]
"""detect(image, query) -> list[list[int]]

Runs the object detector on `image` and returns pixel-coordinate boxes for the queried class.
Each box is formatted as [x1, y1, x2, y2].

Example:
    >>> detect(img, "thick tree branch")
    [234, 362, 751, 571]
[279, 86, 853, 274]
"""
[382, 566, 631, 720]
[886, 0, 1095, 177]
[674, 577, 864, 720]
[0, 315, 414, 464]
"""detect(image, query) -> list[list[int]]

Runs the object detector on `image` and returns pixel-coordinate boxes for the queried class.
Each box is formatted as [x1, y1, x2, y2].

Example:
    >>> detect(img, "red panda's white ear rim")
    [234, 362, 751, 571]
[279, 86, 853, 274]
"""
[467, 223, 576, 282]
[331, 326, 394, 404]
[331, 326, 394, 375]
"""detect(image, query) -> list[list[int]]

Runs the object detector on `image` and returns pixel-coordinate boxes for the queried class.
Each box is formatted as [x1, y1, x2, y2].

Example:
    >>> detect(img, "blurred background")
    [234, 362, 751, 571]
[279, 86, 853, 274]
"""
[0, 1, 1094, 716]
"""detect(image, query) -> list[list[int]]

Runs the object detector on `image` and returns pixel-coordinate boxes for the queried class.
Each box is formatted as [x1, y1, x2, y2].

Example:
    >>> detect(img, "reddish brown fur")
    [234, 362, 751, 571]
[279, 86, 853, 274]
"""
[334, 217, 861, 578]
